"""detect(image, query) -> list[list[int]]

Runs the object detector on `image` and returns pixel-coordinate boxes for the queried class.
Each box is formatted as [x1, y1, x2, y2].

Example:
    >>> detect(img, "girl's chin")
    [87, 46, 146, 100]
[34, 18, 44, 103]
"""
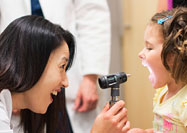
[149, 75, 163, 89]
[149, 75, 157, 89]
[148, 74, 154, 84]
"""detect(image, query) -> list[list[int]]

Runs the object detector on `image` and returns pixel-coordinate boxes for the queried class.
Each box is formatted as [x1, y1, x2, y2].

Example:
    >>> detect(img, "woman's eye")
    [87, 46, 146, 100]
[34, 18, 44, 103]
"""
[60, 64, 65, 69]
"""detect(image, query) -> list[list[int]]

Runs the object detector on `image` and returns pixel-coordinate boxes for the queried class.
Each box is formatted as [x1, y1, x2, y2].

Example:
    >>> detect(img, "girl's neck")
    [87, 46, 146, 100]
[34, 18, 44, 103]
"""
[167, 79, 185, 92]
[164, 80, 185, 101]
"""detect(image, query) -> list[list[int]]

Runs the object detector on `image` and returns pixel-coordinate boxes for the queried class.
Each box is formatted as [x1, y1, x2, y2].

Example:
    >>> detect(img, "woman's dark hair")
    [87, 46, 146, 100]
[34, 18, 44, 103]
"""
[0, 15, 75, 132]
[151, 7, 187, 83]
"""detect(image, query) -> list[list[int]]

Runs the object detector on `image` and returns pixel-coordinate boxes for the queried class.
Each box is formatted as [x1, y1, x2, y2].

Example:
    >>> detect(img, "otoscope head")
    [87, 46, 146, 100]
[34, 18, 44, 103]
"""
[98, 72, 128, 89]
[98, 72, 130, 107]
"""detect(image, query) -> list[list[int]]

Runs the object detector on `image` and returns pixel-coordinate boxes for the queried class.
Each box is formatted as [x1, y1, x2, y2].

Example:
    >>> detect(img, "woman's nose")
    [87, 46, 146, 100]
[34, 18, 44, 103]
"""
[61, 74, 69, 88]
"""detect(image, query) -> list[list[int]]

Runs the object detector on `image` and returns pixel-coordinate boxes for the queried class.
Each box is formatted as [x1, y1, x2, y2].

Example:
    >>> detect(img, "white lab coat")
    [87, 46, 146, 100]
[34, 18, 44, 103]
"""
[0, 0, 111, 132]
[0, 90, 13, 133]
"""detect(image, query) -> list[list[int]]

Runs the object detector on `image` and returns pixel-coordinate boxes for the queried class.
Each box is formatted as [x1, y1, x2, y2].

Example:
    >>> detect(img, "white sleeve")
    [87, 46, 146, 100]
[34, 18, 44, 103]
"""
[74, 0, 111, 76]
[0, 108, 12, 131]
[0, 106, 13, 133]
[0, 130, 13, 133]
[0, 90, 13, 133]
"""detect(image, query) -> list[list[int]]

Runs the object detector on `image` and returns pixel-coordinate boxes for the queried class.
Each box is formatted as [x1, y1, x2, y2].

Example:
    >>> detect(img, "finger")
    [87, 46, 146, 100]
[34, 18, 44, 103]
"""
[145, 129, 154, 132]
[88, 104, 96, 111]
[101, 102, 110, 113]
[89, 100, 98, 110]
[122, 121, 130, 133]
[74, 93, 82, 110]
[108, 100, 125, 116]
[114, 107, 127, 122]
[78, 96, 98, 112]
[117, 117, 127, 130]
[78, 99, 89, 112]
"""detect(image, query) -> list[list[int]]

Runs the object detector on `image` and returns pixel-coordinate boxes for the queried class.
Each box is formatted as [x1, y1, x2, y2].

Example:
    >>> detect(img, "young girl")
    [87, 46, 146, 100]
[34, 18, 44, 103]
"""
[134, 7, 187, 133]
[0, 15, 130, 133]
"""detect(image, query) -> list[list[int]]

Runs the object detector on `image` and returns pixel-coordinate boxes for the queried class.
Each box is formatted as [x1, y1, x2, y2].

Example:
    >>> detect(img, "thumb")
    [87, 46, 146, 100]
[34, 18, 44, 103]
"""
[74, 92, 81, 110]
[101, 102, 110, 113]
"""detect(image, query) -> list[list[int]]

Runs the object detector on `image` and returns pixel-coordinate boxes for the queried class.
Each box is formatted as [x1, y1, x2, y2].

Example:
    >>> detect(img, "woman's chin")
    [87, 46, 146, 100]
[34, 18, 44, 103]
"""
[30, 106, 48, 114]
[37, 109, 47, 114]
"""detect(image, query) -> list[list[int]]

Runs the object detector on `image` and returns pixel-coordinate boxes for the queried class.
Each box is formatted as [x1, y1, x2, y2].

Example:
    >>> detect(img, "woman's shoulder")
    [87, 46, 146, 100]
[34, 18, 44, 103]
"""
[0, 89, 12, 114]
[0, 89, 13, 132]
[0, 89, 11, 99]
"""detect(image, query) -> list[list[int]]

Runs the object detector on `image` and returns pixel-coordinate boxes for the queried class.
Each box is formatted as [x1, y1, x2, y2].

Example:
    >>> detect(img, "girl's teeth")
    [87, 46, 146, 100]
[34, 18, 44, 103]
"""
[52, 91, 57, 96]
[142, 62, 147, 67]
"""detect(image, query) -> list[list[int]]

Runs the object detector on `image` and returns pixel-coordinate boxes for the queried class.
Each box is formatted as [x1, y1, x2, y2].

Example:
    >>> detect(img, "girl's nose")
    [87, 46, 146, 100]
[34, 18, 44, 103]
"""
[61, 74, 69, 88]
[138, 49, 145, 59]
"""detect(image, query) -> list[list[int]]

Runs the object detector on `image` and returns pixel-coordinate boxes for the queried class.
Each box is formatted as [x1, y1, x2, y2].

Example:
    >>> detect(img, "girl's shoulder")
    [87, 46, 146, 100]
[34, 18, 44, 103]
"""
[153, 85, 187, 106]
[179, 85, 187, 107]
[153, 86, 167, 106]
[180, 85, 187, 107]
[180, 85, 187, 127]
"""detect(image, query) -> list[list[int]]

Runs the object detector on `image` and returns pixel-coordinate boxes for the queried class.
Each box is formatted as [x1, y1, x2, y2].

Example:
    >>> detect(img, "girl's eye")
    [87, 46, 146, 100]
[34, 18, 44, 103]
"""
[146, 47, 153, 50]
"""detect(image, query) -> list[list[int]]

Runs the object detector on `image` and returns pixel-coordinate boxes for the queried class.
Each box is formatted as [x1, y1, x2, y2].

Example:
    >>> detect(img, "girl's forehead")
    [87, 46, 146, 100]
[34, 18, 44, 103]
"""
[147, 23, 163, 33]
[145, 24, 163, 37]
[144, 24, 164, 44]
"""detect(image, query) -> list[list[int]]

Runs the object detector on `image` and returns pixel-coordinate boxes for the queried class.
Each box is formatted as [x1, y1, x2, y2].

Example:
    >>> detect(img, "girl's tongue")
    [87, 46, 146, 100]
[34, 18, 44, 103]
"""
[142, 62, 154, 83]
[146, 65, 155, 85]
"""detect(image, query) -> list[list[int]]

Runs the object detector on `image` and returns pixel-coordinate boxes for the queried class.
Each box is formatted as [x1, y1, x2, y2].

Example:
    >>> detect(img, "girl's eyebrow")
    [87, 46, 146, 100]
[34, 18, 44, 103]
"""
[145, 40, 152, 45]
[145, 41, 153, 47]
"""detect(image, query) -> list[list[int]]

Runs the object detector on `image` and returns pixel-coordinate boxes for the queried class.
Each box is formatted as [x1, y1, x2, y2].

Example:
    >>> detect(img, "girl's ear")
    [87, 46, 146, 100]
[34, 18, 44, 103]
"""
[166, 53, 174, 69]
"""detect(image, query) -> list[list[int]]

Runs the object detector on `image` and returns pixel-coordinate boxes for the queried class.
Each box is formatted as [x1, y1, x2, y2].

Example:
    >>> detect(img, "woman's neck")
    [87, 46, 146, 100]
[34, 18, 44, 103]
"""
[11, 92, 27, 110]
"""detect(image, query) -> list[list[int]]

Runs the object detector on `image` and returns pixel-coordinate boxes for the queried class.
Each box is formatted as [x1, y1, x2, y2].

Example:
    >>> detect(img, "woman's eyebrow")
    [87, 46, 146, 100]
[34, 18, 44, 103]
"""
[61, 57, 69, 62]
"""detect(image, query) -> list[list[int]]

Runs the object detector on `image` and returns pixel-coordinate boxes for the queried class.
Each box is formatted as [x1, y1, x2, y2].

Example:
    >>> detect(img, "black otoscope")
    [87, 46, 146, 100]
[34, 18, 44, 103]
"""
[98, 72, 130, 107]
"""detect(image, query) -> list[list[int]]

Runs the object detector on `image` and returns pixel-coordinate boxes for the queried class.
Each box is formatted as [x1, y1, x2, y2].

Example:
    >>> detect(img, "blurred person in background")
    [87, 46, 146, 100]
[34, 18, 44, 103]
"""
[157, 0, 187, 12]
